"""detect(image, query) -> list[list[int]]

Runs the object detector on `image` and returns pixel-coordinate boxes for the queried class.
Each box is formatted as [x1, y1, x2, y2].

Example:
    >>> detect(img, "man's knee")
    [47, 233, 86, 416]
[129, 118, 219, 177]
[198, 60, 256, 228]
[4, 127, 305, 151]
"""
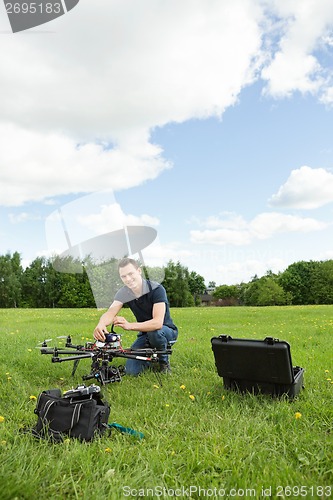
[147, 329, 166, 348]
[125, 359, 149, 376]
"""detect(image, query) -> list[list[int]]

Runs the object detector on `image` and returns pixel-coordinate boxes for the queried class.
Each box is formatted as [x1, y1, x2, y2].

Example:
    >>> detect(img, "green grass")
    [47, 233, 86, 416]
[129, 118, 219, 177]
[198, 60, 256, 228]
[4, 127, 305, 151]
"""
[0, 306, 332, 499]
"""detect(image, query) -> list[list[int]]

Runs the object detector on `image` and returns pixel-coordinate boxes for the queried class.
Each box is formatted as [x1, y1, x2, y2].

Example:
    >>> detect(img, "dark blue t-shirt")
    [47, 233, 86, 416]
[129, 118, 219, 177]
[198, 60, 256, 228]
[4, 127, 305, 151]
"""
[114, 280, 177, 330]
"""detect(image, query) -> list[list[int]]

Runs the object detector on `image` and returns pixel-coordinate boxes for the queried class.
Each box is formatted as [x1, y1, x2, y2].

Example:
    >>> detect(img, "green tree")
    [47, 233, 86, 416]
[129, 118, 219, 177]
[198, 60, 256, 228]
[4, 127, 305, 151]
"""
[279, 261, 319, 305]
[163, 261, 194, 307]
[188, 271, 206, 305]
[21, 257, 48, 307]
[243, 276, 291, 306]
[0, 252, 22, 307]
[310, 260, 333, 304]
[44, 258, 63, 307]
[46, 256, 95, 308]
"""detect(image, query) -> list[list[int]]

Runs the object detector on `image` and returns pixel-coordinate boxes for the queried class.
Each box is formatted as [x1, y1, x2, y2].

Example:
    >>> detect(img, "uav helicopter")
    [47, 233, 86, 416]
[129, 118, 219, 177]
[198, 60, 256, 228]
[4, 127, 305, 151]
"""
[36, 325, 173, 385]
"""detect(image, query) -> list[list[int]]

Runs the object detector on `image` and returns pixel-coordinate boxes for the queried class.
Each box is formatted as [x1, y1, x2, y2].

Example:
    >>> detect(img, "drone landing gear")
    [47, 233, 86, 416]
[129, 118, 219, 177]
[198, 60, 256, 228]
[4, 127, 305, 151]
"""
[71, 358, 81, 377]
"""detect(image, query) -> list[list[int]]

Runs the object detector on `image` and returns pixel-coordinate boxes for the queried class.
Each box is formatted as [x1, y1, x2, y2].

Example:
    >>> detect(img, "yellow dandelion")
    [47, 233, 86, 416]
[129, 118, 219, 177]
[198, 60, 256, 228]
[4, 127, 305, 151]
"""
[5, 372, 9, 375]
[221, 395, 225, 401]
[165, 404, 170, 407]
[295, 412, 302, 419]
[180, 384, 186, 390]
[1, 440, 6, 445]
[63, 438, 71, 444]
[29, 395, 37, 401]
[327, 378, 332, 382]
[325, 369, 329, 373]
[189, 394, 195, 401]
[153, 384, 159, 389]
[207, 391, 211, 395]
[170, 450, 175, 456]
[27, 349, 32, 352]
[0, 416, 5, 423]
[7, 377, 12, 381]
[105, 447, 112, 453]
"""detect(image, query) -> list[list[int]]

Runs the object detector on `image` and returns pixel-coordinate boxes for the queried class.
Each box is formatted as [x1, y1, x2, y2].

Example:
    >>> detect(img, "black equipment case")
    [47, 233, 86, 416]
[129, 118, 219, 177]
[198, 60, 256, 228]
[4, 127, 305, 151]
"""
[211, 335, 304, 398]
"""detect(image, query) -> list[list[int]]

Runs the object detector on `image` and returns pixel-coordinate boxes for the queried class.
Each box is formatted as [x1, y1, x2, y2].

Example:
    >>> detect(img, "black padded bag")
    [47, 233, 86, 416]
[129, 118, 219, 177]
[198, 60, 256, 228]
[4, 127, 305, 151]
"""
[32, 388, 110, 442]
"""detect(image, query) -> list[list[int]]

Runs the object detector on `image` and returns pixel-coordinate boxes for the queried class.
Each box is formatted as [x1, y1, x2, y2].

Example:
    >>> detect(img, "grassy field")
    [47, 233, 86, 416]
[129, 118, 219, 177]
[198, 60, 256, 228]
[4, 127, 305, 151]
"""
[0, 306, 332, 499]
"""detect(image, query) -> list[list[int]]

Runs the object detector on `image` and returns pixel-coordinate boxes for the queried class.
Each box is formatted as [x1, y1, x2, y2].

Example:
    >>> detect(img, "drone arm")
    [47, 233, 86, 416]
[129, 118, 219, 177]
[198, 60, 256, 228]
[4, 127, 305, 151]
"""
[113, 352, 154, 361]
[52, 353, 93, 363]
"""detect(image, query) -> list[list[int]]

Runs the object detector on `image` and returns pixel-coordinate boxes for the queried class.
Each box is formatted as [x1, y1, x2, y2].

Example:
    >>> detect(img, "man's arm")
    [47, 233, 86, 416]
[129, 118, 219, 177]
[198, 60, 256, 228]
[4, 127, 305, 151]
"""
[93, 300, 123, 340]
[113, 302, 166, 332]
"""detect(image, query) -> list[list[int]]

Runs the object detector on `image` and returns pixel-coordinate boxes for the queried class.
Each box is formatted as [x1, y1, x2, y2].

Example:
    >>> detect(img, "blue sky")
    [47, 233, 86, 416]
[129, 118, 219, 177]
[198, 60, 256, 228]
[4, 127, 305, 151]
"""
[1, 0, 333, 287]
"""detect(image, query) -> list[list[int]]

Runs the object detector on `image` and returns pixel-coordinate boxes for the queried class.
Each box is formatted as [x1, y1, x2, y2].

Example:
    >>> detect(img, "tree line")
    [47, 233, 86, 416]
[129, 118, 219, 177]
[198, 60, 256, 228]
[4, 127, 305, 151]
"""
[212, 260, 333, 306]
[0, 253, 206, 308]
[0, 252, 332, 308]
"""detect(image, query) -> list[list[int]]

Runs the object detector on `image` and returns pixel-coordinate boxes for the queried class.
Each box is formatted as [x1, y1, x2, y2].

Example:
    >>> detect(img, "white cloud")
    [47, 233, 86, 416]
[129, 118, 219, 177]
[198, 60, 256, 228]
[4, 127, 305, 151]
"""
[77, 203, 159, 236]
[8, 212, 41, 224]
[250, 212, 327, 237]
[0, 0, 263, 135]
[142, 241, 193, 268]
[190, 210, 328, 246]
[191, 227, 252, 246]
[0, 124, 168, 206]
[320, 85, 333, 104]
[191, 212, 248, 230]
[216, 257, 287, 284]
[44, 191, 160, 255]
[261, 0, 333, 98]
[269, 166, 333, 208]
[1, 0, 333, 208]
[0, 0, 263, 206]
[262, 51, 323, 97]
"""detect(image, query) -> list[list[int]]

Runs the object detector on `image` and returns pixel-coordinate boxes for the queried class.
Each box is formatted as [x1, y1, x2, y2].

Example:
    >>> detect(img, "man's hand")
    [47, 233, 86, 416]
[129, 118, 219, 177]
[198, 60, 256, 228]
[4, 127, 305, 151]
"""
[113, 316, 131, 331]
[93, 324, 108, 341]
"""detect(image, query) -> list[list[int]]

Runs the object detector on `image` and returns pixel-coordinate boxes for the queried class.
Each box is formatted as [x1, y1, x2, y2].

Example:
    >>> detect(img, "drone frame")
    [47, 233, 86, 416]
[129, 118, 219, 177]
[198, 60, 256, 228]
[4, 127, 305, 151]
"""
[39, 330, 173, 385]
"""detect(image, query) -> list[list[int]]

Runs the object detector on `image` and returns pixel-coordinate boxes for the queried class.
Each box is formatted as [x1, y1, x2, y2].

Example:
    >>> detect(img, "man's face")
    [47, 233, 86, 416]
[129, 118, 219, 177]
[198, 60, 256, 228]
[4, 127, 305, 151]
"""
[119, 263, 142, 290]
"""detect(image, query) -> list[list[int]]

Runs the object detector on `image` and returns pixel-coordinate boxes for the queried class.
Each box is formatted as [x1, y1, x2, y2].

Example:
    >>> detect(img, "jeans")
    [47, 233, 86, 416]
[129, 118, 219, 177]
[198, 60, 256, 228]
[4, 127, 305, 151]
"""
[125, 326, 178, 376]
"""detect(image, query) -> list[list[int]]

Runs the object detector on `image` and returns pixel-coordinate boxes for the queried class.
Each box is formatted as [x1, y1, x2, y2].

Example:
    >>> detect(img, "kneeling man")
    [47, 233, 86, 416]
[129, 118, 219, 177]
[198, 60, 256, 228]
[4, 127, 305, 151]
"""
[93, 258, 178, 375]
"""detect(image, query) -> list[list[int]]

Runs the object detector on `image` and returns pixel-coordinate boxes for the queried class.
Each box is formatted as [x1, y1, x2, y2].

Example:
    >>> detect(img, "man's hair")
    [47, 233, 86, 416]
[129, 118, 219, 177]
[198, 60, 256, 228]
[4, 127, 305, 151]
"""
[118, 257, 140, 270]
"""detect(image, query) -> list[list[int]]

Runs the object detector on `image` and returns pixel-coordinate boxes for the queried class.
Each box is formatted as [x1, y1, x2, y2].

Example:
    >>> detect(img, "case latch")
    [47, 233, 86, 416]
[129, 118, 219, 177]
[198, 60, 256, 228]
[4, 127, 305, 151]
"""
[265, 336, 279, 345]
[219, 335, 232, 342]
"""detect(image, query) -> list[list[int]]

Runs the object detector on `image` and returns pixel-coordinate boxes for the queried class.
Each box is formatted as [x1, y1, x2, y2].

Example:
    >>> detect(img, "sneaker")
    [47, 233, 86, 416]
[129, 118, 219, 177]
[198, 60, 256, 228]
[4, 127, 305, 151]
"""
[159, 362, 171, 374]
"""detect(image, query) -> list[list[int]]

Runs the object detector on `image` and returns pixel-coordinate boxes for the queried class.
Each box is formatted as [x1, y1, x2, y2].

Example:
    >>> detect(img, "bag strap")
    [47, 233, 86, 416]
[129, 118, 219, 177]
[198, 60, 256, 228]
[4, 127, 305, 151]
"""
[108, 422, 144, 439]
[70, 403, 82, 430]
[38, 400, 63, 441]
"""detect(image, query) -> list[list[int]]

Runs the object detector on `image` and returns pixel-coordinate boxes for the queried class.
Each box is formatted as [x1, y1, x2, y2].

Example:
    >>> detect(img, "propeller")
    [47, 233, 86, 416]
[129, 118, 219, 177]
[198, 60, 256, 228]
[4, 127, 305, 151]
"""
[35, 338, 53, 348]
